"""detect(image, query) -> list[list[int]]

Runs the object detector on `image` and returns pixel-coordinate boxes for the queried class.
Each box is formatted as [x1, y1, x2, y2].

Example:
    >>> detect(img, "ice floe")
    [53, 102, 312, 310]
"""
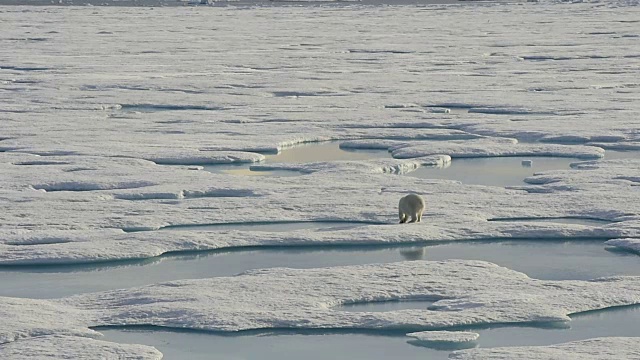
[9, 260, 625, 342]
[450, 337, 640, 360]
[406, 330, 479, 349]
[0, 296, 96, 343]
[13, 258, 635, 355]
[390, 141, 604, 160]
[0, 335, 162, 360]
[605, 238, 640, 255]
[0, 218, 634, 266]
[0, 261, 614, 340]
[1, 154, 639, 264]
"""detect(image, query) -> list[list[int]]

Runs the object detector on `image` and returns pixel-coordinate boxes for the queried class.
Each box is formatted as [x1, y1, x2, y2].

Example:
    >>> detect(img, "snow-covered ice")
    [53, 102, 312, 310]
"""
[2, 260, 640, 356]
[0, 295, 95, 343]
[389, 140, 605, 160]
[450, 337, 640, 360]
[58, 261, 640, 332]
[0, 335, 162, 360]
[406, 330, 479, 348]
[407, 331, 480, 343]
[0, 151, 639, 265]
[605, 238, 640, 255]
[1, 0, 640, 358]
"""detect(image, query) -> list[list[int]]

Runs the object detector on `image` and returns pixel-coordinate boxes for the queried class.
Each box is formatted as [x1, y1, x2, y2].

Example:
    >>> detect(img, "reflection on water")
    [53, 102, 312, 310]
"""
[204, 142, 391, 175]
[408, 156, 581, 187]
[100, 329, 450, 360]
[98, 305, 640, 360]
[2, 239, 638, 299]
[399, 247, 427, 260]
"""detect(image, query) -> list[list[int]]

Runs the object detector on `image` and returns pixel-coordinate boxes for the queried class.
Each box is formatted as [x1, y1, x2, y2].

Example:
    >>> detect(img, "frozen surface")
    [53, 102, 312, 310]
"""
[56, 261, 640, 333]
[0, 335, 162, 360]
[605, 238, 640, 254]
[406, 330, 479, 345]
[19, 259, 640, 351]
[0, 4, 640, 266]
[450, 337, 640, 360]
[389, 141, 604, 161]
[1, 1, 640, 358]
[1, 155, 640, 265]
[487, 218, 614, 226]
[101, 303, 640, 360]
[9, 259, 636, 358]
[160, 220, 374, 232]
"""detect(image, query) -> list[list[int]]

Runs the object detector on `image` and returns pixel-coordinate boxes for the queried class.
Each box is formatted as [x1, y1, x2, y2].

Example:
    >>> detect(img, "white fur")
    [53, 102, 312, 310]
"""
[398, 194, 425, 224]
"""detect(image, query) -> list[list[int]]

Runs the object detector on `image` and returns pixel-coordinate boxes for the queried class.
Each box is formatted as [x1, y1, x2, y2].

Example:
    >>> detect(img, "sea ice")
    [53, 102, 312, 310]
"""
[1, 1, 640, 358]
[406, 330, 479, 348]
[605, 238, 640, 255]
[450, 337, 640, 360]
[6, 261, 625, 355]
[1, 155, 639, 264]
[0, 335, 162, 360]
[391, 140, 604, 160]
[56, 261, 640, 332]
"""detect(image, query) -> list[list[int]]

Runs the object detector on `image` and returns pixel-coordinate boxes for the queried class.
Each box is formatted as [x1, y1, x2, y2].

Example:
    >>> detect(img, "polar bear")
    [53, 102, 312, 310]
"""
[398, 194, 425, 224]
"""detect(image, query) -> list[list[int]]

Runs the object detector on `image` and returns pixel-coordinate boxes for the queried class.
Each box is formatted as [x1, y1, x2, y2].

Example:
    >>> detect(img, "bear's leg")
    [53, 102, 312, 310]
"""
[409, 214, 417, 223]
[417, 213, 422, 222]
[399, 210, 407, 224]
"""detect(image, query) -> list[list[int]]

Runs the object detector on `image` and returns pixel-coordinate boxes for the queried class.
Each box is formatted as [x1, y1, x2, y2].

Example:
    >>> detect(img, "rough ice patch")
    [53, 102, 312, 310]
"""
[119, 103, 225, 112]
[147, 151, 265, 165]
[0, 296, 96, 344]
[524, 158, 640, 188]
[342, 129, 483, 142]
[391, 140, 604, 160]
[249, 155, 450, 175]
[4, 261, 640, 356]
[449, 337, 640, 360]
[32, 180, 155, 192]
[0, 153, 165, 192]
[605, 238, 640, 254]
[60, 260, 640, 332]
[590, 141, 640, 151]
[1, 157, 639, 265]
[0, 213, 630, 266]
[368, 156, 451, 174]
[467, 107, 553, 115]
[0, 335, 162, 360]
[406, 330, 479, 349]
[0, 148, 638, 266]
